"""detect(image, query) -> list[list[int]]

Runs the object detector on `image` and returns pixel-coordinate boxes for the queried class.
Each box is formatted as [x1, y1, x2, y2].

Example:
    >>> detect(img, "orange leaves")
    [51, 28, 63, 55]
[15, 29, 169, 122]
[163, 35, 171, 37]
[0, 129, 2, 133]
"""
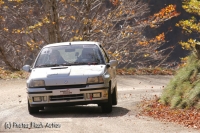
[83, 18, 90, 25]
[12, 29, 23, 34]
[42, 17, 50, 24]
[0, 0, 4, 6]
[154, 5, 177, 17]
[176, 17, 200, 34]
[59, 16, 65, 20]
[93, 29, 101, 33]
[92, 19, 97, 23]
[0, 68, 29, 79]
[8, 0, 23, 3]
[70, 35, 83, 41]
[106, 50, 122, 61]
[107, 50, 112, 54]
[114, 9, 124, 17]
[179, 39, 199, 50]
[125, 10, 135, 15]
[150, 32, 165, 43]
[141, 99, 200, 129]
[150, 5, 180, 28]
[12, 17, 48, 34]
[117, 68, 175, 75]
[0, 15, 4, 20]
[112, 51, 120, 57]
[144, 54, 149, 57]
[177, 1, 200, 51]
[110, 0, 119, 6]
[182, 0, 200, 16]
[3, 28, 8, 32]
[112, 51, 122, 61]
[139, 33, 165, 46]
[179, 56, 189, 67]
[125, 25, 133, 33]
[60, 0, 65, 3]
[92, 19, 102, 26]
[26, 40, 43, 51]
[155, 33, 165, 41]
[28, 9, 33, 15]
[70, 15, 76, 20]
[139, 41, 149, 46]
[15, 0, 23, 2]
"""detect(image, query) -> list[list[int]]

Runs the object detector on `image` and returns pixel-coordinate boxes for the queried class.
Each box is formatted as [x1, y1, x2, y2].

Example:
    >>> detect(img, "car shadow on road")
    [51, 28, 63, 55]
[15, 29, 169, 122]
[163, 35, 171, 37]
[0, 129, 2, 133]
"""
[32, 106, 129, 118]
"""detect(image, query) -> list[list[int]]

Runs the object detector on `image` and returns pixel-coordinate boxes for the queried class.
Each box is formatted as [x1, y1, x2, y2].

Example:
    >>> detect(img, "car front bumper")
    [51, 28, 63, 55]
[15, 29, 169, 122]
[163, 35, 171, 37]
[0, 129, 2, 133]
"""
[27, 84, 109, 107]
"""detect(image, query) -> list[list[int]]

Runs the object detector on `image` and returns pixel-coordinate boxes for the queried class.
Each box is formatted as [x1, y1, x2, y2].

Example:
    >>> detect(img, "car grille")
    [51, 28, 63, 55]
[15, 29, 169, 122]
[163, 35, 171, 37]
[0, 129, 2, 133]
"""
[45, 84, 86, 90]
[49, 94, 84, 101]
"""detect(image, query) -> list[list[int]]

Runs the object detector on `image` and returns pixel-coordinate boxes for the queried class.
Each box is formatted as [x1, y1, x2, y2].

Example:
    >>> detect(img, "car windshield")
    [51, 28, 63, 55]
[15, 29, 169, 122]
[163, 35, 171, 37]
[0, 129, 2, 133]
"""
[34, 44, 105, 68]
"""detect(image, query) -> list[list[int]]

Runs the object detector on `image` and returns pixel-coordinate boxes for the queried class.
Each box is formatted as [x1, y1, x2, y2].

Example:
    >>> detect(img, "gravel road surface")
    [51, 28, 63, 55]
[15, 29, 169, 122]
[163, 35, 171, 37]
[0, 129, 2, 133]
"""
[0, 75, 199, 133]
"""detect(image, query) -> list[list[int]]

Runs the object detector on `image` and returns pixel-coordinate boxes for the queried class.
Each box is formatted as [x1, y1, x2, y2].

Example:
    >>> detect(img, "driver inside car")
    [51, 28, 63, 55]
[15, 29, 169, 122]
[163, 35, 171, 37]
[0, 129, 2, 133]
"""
[77, 48, 96, 63]
[49, 50, 66, 64]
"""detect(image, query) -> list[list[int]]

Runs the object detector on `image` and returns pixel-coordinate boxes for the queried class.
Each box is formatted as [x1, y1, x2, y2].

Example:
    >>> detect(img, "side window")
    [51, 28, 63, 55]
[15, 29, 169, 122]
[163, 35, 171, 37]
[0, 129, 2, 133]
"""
[100, 47, 109, 63]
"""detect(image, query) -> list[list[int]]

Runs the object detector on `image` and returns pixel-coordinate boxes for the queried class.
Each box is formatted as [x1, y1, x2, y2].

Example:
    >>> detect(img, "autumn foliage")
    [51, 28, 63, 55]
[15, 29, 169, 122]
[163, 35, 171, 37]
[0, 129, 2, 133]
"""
[0, 0, 179, 70]
[109, 0, 119, 6]
[176, 0, 200, 50]
[159, 0, 200, 110]
[149, 5, 180, 28]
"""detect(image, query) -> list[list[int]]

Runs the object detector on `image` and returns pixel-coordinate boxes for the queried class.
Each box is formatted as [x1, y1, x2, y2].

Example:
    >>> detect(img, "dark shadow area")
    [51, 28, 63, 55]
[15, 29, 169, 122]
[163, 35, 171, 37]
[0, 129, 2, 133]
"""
[32, 105, 129, 118]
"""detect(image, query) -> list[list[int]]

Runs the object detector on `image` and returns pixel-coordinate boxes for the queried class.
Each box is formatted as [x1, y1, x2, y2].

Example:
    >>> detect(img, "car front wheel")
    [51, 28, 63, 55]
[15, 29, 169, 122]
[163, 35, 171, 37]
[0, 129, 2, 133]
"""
[28, 100, 39, 114]
[112, 85, 117, 105]
[101, 87, 112, 113]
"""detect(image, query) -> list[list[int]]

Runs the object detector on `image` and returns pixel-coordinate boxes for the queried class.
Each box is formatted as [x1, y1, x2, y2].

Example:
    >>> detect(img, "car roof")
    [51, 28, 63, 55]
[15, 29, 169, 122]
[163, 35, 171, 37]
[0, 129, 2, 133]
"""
[43, 41, 100, 48]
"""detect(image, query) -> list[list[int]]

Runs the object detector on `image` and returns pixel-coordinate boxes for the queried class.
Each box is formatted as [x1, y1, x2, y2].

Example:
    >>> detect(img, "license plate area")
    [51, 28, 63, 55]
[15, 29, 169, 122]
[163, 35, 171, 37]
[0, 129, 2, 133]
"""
[60, 89, 80, 95]
[49, 94, 84, 101]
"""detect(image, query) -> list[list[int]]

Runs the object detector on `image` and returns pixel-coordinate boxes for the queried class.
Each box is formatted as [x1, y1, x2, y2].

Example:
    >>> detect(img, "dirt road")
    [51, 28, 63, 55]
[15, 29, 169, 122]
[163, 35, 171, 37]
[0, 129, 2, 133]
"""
[0, 75, 199, 133]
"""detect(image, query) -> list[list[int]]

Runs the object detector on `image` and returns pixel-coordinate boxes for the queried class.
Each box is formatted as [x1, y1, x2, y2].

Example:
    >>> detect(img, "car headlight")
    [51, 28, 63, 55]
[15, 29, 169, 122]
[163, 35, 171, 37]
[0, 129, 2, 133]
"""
[29, 80, 45, 88]
[87, 76, 104, 84]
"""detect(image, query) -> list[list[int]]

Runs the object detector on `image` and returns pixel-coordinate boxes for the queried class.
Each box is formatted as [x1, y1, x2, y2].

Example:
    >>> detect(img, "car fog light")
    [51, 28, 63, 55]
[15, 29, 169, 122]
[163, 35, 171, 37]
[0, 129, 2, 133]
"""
[103, 91, 108, 98]
[87, 93, 92, 99]
[33, 97, 42, 102]
[43, 96, 47, 101]
[92, 93, 101, 98]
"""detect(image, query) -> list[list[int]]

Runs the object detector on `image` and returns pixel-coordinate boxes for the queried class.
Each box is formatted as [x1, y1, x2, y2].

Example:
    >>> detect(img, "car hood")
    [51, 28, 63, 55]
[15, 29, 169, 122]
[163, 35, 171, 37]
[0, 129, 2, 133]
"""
[28, 65, 106, 86]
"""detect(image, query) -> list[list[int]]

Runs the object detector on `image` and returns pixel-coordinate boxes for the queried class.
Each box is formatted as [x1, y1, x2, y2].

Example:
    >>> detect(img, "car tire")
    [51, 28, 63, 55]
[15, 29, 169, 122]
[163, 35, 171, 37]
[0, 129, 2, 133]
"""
[28, 100, 39, 114]
[112, 85, 118, 105]
[101, 86, 112, 113]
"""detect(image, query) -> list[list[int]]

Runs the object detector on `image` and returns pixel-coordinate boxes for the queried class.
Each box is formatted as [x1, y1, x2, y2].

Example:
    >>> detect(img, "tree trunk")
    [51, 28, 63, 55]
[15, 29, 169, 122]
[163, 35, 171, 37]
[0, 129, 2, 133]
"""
[195, 44, 200, 59]
[83, 0, 92, 41]
[43, 0, 61, 43]
[0, 47, 18, 71]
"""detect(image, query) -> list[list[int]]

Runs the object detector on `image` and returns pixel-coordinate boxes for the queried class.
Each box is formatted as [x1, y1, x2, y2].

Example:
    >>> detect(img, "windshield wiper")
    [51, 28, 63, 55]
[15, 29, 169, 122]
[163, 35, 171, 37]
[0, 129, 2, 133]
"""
[72, 62, 88, 65]
[36, 64, 60, 68]
[36, 63, 72, 68]
[59, 63, 71, 66]
[72, 62, 99, 65]
[87, 62, 99, 65]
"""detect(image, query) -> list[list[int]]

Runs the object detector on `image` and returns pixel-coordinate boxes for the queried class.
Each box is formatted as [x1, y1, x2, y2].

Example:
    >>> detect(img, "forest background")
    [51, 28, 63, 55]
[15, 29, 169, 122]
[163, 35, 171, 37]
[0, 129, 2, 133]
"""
[0, 0, 194, 74]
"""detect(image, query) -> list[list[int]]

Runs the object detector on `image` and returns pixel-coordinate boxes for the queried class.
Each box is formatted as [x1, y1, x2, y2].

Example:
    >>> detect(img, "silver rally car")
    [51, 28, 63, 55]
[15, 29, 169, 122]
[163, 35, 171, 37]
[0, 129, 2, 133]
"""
[23, 41, 118, 114]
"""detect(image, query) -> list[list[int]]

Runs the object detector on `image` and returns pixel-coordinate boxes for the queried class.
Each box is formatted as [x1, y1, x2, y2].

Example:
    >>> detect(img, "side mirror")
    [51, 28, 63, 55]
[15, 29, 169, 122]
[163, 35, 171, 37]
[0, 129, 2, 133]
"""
[22, 65, 32, 72]
[107, 60, 118, 67]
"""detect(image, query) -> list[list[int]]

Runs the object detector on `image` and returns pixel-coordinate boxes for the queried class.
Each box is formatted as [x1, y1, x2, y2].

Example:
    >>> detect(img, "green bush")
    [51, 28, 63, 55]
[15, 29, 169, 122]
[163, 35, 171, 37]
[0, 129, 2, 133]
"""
[160, 53, 200, 109]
